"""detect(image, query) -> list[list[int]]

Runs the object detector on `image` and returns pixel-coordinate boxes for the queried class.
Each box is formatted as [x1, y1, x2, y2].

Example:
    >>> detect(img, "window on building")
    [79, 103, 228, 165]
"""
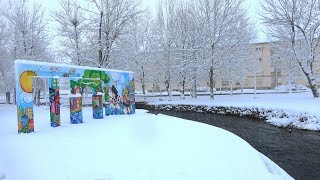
[236, 82, 240, 85]
[222, 81, 229, 86]
[257, 78, 263, 85]
[256, 47, 262, 51]
[258, 57, 263, 61]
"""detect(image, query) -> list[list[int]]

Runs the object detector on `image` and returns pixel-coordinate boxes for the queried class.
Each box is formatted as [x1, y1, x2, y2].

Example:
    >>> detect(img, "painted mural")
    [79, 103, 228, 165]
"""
[105, 75, 135, 116]
[49, 78, 61, 127]
[15, 60, 135, 133]
[92, 94, 103, 119]
[69, 96, 83, 124]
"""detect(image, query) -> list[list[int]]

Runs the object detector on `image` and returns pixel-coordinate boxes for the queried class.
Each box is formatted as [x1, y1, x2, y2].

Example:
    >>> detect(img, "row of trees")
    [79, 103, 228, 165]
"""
[0, 0, 52, 103]
[113, 0, 256, 100]
[0, 0, 319, 99]
[262, 0, 320, 97]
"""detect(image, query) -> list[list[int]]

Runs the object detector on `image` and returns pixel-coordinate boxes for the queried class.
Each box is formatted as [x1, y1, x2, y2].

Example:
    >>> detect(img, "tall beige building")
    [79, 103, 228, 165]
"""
[215, 42, 310, 90]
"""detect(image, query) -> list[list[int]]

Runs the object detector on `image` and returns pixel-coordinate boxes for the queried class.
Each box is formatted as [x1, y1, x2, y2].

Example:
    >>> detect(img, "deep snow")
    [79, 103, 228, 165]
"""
[0, 105, 291, 180]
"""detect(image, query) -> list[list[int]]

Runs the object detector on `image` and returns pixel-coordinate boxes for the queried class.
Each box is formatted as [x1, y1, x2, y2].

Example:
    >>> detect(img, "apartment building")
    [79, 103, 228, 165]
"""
[214, 42, 310, 90]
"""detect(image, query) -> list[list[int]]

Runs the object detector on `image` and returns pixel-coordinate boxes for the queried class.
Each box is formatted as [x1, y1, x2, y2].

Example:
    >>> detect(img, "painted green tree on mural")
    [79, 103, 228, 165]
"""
[18, 106, 24, 119]
[70, 70, 110, 94]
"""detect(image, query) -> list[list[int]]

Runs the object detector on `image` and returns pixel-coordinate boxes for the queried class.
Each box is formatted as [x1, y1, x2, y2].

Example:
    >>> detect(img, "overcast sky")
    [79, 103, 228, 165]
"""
[33, 0, 267, 42]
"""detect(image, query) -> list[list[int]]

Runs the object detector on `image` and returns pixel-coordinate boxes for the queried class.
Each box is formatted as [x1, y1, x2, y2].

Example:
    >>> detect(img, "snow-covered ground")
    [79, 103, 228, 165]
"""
[0, 105, 291, 180]
[148, 91, 320, 131]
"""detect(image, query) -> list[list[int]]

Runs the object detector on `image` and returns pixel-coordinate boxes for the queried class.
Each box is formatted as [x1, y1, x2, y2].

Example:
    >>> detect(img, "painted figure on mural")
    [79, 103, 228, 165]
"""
[108, 81, 122, 114]
[70, 97, 83, 124]
[92, 95, 103, 119]
[49, 88, 60, 115]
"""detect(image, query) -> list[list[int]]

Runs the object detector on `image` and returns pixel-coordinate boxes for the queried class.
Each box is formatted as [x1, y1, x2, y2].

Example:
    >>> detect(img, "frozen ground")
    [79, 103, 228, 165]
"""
[0, 105, 291, 180]
[148, 91, 320, 131]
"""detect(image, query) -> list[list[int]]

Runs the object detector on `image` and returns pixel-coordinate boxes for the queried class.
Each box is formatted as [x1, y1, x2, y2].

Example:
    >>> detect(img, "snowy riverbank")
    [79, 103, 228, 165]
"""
[148, 92, 320, 131]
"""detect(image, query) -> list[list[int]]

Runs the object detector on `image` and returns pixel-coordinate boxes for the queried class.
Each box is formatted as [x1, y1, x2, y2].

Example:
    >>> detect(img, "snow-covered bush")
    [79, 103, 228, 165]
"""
[275, 84, 310, 92]
[146, 104, 320, 131]
[197, 86, 216, 92]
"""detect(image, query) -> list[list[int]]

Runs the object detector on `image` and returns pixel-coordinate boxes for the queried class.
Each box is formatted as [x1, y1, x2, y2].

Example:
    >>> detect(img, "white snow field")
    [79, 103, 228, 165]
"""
[148, 91, 320, 131]
[0, 105, 292, 180]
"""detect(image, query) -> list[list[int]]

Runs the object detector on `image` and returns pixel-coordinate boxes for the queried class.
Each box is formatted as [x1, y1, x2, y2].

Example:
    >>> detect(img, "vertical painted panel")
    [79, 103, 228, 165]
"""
[16, 62, 35, 133]
[48, 78, 61, 127]
[70, 96, 83, 124]
[92, 94, 103, 119]
[17, 95, 34, 133]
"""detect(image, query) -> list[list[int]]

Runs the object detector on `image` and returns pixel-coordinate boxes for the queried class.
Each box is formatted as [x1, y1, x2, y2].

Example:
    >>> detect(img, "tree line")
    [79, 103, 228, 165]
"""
[0, 0, 319, 100]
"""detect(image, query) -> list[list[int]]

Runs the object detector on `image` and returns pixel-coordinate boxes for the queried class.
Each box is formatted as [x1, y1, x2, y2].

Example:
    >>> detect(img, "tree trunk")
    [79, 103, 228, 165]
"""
[191, 55, 197, 98]
[180, 78, 185, 99]
[209, 66, 214, 100]
[34, 89, 41, 106]
[37, 90, 41, 106]
[75, 25, 81, 65]
[14, 88, 16, 105]
[191, 74, 197, 99]
[168, 83, 172, 100]
[165, 78, 172, 100]
[6, 92, 10, 104]
[230, 81, 233, 96]
[98, 11, 103, 67]
[240, 81, 244, 94]
[141, 66, 146, 95]
[305, 73, 319, 97]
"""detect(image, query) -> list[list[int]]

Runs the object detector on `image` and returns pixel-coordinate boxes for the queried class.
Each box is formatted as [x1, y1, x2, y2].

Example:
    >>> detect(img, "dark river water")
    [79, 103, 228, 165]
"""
[148, 110, 320, 180]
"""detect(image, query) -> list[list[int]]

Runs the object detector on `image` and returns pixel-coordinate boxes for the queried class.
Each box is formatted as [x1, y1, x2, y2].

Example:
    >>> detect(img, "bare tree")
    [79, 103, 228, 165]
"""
[86, 0, 142, 68]
[3, 0, 50, 60]
[193, 0, 254, 100]
[112, 10, 156, 95]
[154, 0, 178, 99]
[52, 0, 87, 65]
[2, 0, 51, 105]
[0, 16, 13, 103]
[261, 0, 320, 97]
[270, 41, 304, 92]
[173, 3, 198, 99]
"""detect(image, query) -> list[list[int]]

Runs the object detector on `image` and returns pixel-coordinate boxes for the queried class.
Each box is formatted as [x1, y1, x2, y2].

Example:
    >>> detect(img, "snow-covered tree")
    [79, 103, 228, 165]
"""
[2, 0, 51, 105]
[270, 41, 304, 92]
[52, 0, 88, 66]
[261, 0, 320, 97]
[153, 0, 179, 99]
[0, 16, 13, 102]
[86, 0, 142, 68]
[192, 0, 255, 100]
[173, 3, 199, 99]
[2, 0, 51, 61]
[112, 10, 157, 95]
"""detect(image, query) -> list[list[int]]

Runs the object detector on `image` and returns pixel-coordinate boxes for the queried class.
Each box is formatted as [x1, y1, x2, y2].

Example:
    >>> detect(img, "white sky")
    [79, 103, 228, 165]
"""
[34, 0, 267, 42]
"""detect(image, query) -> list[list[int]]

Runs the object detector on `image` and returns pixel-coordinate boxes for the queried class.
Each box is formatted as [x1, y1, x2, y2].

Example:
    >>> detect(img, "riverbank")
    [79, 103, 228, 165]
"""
[145, 92, 320, 131]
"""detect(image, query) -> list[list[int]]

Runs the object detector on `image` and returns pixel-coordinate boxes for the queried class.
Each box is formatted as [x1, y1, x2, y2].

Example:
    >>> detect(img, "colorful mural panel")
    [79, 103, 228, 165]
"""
[92, 94, 103, 119]
[49, 78, 61, 127]
[105, 76, 135, 115]
[69, 96, 83, 124]
[15, 60, 135, 133]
